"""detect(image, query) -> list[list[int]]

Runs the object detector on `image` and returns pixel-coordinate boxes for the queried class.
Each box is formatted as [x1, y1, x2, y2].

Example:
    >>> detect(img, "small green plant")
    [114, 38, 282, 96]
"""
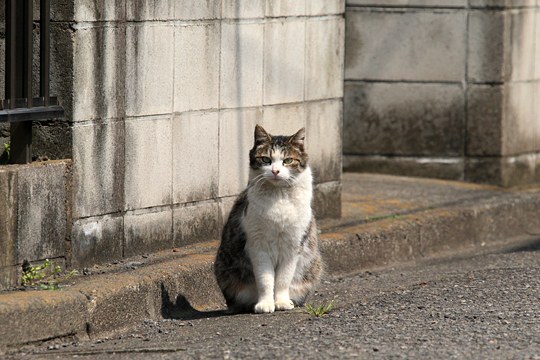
[0, 142, 10, 165]
[4, 142, 10, 157]
[21, 259, 78, 290]
[305, 300, 335, 317]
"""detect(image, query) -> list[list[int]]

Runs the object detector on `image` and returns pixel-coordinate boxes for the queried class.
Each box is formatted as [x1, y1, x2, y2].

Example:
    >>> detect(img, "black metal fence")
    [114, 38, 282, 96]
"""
[0, 0, 64, 164]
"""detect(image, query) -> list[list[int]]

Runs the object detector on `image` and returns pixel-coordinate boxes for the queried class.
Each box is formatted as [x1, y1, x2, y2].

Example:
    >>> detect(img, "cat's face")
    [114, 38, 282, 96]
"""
[249, 125, 308, 187]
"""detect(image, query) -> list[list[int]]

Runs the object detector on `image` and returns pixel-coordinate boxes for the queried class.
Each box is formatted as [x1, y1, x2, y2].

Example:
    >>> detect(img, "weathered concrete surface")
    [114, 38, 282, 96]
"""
[343, 82, 464, 157]
[16, 162, 72, 264]
[0, 290, 88, 350]
[172, 112, 219, 204]
[465, 152, 540, 187]
[1, 173, 539, 353]
[0, 169, 18, 270]
[344, 154, 464, 181]
[0, 161, 72, 289]
[345, 9, 467, 82]
[344, 1, 540, 187]
[173, 201, 220, 247]
[72, 119, 125, 219]
[71, 214, 124, 268]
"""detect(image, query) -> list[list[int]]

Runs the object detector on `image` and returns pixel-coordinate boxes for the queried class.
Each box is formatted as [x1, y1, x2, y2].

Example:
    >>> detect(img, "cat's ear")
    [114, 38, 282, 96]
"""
[254, 124, 271, 146]
[288, 127, 305, 150]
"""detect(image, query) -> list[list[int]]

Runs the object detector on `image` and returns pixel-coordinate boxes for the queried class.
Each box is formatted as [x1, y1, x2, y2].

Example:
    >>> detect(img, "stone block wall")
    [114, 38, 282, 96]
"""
[31, 0, 344, 269]
[344, 0, 540, 186]
[0, 161, 72, 289]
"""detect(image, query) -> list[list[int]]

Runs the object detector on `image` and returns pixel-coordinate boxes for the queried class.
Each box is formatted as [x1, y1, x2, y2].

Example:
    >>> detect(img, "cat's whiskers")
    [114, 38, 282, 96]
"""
[250, 173, 267, 188]
[251, 173, 265, 182]
[282, 177, 294, 187]
[254, 176, 267, 188]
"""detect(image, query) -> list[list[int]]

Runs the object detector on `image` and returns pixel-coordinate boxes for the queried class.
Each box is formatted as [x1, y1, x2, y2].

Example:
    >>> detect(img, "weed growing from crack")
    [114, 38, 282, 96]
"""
[0, 142, 10, 165]
[21, 259, 78, 290]
[304, 300, 335, 318]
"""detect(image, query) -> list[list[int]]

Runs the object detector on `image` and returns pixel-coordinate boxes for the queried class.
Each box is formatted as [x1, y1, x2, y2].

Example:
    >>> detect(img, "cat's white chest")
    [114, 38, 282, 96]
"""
[251, 194, 307, 227]
[243, 174, 313, 249]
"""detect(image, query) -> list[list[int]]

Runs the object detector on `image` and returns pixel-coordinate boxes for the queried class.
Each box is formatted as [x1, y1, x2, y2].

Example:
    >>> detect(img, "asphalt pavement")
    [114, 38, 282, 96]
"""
[7, 239, 540, 359]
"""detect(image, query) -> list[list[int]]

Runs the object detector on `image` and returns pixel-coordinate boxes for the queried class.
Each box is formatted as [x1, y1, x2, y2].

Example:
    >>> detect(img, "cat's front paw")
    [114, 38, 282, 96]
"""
[275, 299, 294, 311]
[254, 300, 275, 314]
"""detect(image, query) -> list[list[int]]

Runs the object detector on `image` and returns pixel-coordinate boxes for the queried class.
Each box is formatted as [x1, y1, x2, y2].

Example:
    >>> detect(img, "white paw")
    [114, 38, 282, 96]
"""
[254, 300, 275, 314]
[275, 299, 294, 311]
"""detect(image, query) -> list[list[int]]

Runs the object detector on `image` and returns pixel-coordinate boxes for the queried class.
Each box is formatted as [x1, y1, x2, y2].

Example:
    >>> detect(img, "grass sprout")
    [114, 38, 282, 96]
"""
[304, 300, 335, 317]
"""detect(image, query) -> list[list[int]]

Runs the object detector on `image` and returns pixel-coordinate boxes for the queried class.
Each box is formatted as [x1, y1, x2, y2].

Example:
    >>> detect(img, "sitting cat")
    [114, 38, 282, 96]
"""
[214, 124, 323, 314]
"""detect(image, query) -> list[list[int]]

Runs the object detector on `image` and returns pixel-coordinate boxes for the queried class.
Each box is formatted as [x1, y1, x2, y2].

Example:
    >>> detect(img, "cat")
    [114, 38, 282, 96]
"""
[214, 124, 323, 314]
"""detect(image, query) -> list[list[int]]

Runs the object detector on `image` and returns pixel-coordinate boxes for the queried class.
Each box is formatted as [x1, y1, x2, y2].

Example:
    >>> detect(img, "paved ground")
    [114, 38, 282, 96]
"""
[8, 240, 540, 359]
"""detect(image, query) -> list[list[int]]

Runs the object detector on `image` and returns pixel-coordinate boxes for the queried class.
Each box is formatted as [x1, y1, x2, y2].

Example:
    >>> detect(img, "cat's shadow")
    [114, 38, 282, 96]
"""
[160, 283, 231, 321]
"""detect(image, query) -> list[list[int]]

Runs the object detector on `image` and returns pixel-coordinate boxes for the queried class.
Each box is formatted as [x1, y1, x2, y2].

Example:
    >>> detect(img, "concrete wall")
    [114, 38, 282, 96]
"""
[0, 161, 72, 289]
[45, 0, 344, 269]
[344, 0, 540, 186]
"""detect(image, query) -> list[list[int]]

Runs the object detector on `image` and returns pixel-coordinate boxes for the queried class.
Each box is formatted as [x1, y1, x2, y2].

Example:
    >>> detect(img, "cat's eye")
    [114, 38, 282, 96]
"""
[260, 156, 272, 164]
[283, 158, 294, 165]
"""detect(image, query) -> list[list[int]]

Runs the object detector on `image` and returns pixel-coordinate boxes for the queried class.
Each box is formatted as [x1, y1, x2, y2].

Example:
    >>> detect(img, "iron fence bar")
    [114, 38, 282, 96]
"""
[2, 0, 63, 164]
[1, 97, 59, 110]
[24, 0, 33, 108]
[0, 104, 64, 123]
[10, 123, 32, 164]
[5, 0, 16, 108]
[40, 0, 50, 106]
[8, 0, 33, 164]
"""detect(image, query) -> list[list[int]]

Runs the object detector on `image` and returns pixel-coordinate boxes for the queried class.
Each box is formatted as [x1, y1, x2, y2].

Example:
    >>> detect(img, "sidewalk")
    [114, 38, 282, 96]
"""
[1, 173, 540, 353]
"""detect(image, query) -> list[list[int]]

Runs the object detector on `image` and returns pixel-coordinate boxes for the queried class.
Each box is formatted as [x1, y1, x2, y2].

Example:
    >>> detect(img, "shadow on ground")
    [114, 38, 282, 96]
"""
[160, 284, 229, 321]
[502, 235, 540, 253]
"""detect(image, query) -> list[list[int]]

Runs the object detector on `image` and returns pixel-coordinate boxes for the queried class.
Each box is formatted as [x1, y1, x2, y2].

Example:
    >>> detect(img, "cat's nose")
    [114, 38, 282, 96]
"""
[272, 169, 280, 176]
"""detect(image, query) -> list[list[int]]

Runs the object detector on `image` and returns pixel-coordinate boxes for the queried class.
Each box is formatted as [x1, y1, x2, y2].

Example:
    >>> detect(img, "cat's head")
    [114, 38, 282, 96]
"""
[249, 125, 308, 187]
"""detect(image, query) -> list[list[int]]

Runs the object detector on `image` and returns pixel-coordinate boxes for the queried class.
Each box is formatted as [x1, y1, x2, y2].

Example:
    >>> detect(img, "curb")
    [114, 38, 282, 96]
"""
[1, 182, 540, 352]
[320, 191, 540, 273]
